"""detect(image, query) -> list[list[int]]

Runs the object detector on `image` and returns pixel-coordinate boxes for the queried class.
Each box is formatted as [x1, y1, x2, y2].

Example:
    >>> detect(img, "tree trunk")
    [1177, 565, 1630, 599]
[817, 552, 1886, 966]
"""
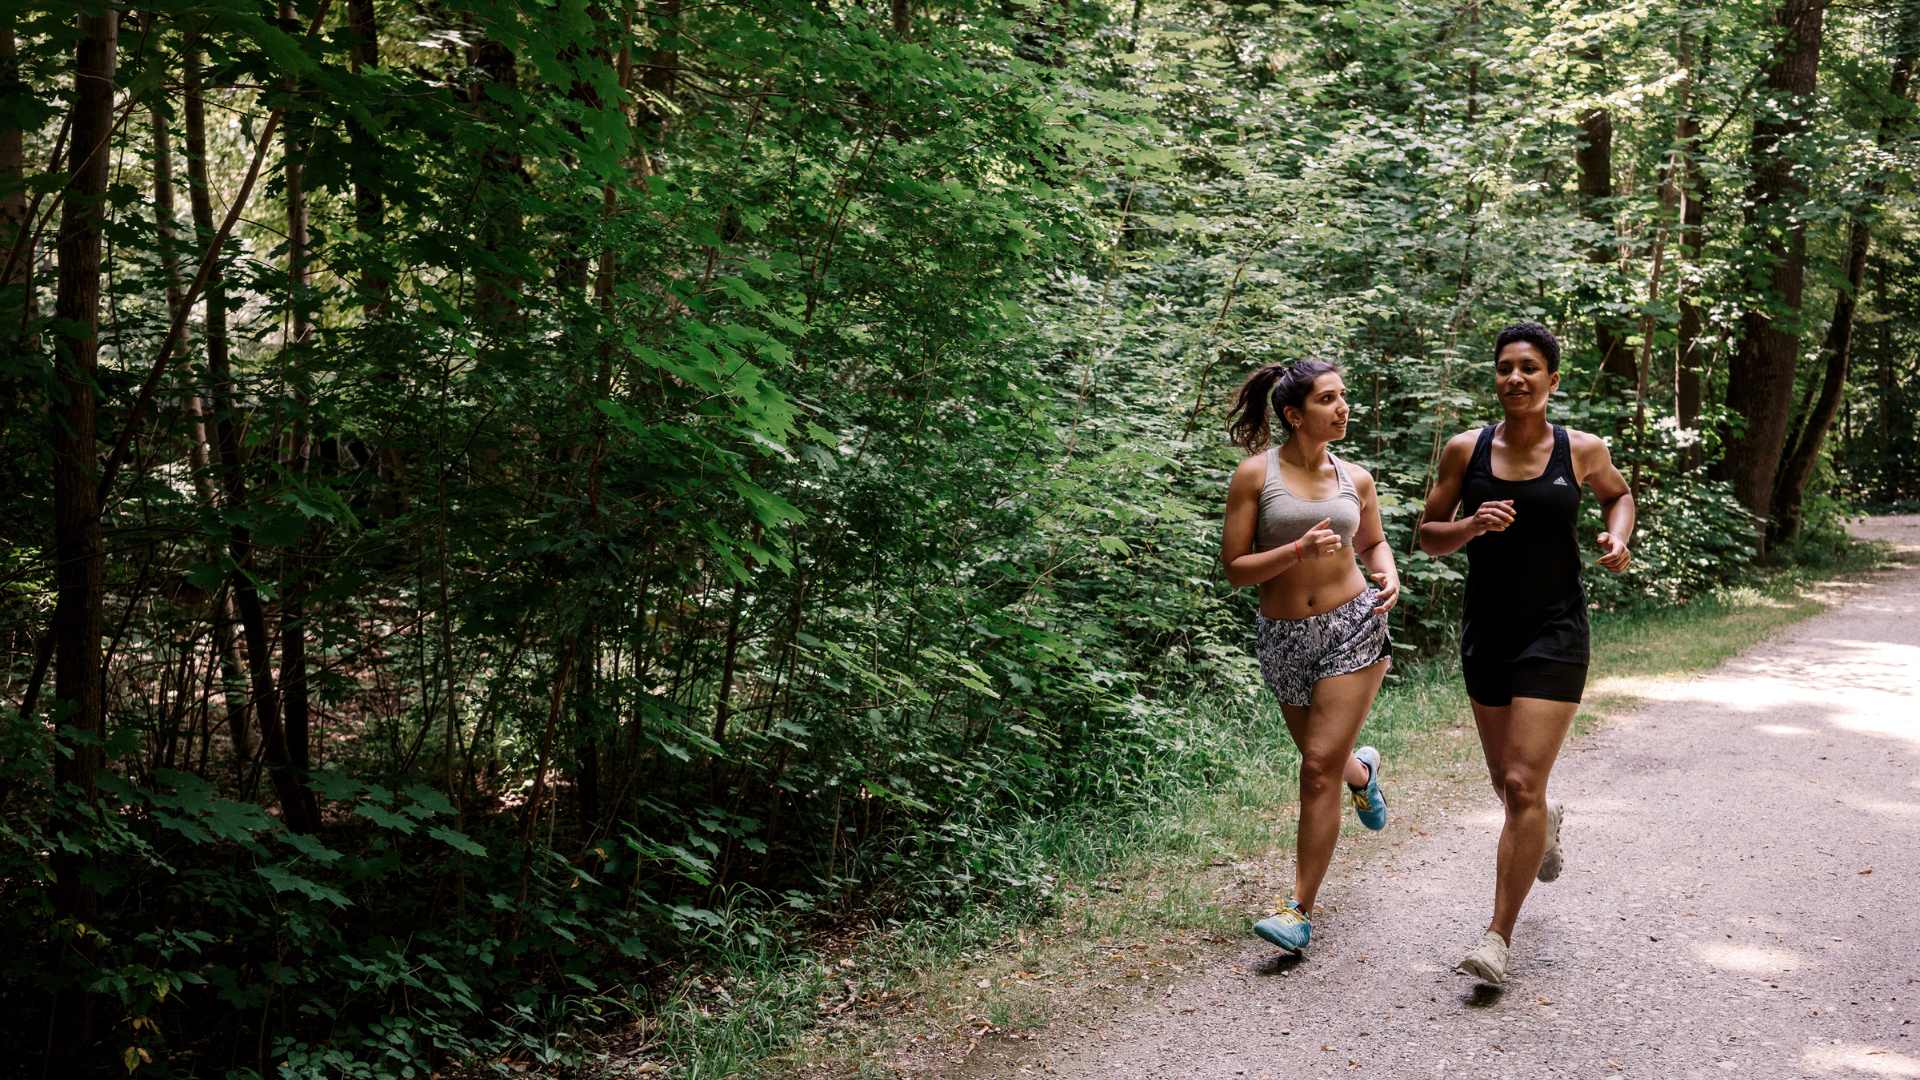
[277, 0, 319, 822]
[47, 6, 117, 1055]
[1675, 31, 1710, 469]
[1771, 2, 1919, 543]
[184, 37, 317, 833]
[1715, 0, 1828, 555]
[347, 0, 387, 308]
[1576, 93, 1631, 386]
[471, 33, 525, 320]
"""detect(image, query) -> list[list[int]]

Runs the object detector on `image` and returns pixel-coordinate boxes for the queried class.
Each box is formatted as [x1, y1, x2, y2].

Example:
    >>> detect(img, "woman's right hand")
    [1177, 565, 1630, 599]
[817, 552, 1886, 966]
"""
[1470, 499, 1516, 535]
[1297, 517, 1341, 559]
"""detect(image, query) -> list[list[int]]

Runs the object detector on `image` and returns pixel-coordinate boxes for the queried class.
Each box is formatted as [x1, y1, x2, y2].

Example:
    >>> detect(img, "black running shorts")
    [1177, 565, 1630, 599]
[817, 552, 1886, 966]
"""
[1460, 655, 1588, 707]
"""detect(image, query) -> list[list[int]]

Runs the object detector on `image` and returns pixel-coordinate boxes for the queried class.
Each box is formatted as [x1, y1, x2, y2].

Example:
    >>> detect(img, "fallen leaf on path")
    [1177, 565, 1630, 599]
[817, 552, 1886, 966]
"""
[1859, 867, 1873, 875]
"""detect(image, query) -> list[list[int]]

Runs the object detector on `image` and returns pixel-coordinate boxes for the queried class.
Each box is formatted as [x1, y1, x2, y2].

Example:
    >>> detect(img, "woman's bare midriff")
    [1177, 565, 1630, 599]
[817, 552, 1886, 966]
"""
[1259, 555, 1367, 620]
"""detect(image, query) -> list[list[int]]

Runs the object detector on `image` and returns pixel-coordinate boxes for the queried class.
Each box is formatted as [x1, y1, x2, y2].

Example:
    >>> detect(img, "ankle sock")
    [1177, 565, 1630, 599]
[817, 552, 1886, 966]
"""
[1348, 759, 1373, 792]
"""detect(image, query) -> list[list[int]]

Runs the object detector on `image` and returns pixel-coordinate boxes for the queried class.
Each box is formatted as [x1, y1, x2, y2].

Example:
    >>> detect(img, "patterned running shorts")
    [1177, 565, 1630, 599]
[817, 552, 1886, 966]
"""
[1256, 587, 1392, 707]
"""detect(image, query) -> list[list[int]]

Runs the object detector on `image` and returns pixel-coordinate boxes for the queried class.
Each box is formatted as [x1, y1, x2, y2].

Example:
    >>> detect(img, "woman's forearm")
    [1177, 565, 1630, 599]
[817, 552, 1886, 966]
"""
[1418, 517, 1481, 557]
[1603, 491, 1636, 544]
[1225, 540, 1304, 588]
[1358, 540, 1397, 585]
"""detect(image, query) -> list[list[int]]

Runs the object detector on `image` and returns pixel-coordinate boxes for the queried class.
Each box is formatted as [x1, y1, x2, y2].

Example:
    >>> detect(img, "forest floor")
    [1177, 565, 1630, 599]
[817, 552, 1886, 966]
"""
[769, 516, 1920, 1080]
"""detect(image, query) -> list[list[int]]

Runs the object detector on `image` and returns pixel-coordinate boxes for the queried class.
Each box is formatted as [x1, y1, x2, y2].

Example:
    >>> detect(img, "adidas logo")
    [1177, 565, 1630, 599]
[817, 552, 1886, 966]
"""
[1552, 476, 1569, 486]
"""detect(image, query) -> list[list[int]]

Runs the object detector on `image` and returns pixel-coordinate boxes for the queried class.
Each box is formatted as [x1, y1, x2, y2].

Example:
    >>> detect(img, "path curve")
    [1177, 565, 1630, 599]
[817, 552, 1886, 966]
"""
[955, 516, 1920, 1080]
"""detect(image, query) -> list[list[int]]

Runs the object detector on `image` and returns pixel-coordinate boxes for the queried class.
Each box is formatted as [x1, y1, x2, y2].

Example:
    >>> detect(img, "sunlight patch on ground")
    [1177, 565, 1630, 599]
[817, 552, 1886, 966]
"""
[1835, 794, 1920, 820]
[1587, 639, 1920, 753]
[1802, 1043, 1920, 1077]
[1690, 941, 1801, 975]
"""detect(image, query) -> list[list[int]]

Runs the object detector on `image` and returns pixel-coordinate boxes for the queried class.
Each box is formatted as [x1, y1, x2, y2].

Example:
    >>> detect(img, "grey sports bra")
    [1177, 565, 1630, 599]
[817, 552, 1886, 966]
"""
[1256, 446, 1362, 552]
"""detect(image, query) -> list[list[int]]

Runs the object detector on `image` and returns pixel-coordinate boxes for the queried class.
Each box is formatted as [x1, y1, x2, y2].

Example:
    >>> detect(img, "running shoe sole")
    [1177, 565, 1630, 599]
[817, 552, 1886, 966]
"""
[1352, 745, 1387, 831]
[1537, 802, 1565, 882]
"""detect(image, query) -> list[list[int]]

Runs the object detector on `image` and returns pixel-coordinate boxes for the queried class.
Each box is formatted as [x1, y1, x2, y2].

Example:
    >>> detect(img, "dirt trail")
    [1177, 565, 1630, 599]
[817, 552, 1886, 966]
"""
[949, 516, 1920, 1080]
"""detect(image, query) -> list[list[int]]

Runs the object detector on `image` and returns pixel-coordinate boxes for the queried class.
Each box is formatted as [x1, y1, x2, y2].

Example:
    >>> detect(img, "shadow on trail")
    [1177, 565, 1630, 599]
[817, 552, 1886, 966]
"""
[1462, 984, 1504, 1009]
[1249, 952, 1305, 977]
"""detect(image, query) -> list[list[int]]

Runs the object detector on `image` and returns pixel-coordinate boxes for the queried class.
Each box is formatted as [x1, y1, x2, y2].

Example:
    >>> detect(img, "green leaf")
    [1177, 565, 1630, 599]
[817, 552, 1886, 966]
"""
[400, 785, 456, 819]
[354, 804, 418, 834]
[255, 865, 351, 908]
[427, 826, 486, 856]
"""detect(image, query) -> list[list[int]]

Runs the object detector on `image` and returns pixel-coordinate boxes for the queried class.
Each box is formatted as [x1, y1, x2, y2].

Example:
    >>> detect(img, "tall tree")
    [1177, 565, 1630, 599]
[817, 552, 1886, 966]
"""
[47, 3, 117, 1051]
[277, 0, 320, 827]
[1716, 0, 1828, 553]
[1772, 0, 1920, 542]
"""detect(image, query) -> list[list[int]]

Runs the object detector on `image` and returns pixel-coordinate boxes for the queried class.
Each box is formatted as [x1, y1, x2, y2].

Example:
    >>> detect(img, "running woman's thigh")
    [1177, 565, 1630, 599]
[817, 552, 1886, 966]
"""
[1499, 695, 1579, 777]
[1302, 658, 1389, 750]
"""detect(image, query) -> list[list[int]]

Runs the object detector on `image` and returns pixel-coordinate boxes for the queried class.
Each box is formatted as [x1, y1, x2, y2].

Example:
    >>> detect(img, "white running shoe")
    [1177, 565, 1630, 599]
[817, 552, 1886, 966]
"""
[1457, 929, 1510, 985]
[1537, 802, 1565, 883]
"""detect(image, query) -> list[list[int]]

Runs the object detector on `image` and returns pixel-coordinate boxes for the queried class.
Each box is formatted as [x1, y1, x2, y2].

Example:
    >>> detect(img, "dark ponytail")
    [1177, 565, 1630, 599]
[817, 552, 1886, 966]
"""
[1226, 359, 1340, 454]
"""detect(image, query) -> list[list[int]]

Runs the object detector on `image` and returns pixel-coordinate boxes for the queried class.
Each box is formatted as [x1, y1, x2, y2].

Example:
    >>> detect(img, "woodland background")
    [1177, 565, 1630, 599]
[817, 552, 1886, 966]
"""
[3, 0, 1917, 1073]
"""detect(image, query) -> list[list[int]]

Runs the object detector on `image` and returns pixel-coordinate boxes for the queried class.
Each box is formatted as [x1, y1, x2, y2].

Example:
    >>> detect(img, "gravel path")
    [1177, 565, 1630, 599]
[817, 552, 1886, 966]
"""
[961, 516, 1920, 1080]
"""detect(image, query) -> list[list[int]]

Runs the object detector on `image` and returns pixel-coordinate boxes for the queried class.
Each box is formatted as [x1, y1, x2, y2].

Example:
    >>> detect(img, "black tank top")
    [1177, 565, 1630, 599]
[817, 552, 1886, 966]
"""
[1459, 424, 1589, 663]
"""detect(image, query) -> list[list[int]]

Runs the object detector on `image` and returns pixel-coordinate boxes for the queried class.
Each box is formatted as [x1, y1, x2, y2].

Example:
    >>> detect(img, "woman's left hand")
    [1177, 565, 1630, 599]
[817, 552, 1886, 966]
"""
[1370, 572, 1400, 615]
[1596, 531, 1631, 573]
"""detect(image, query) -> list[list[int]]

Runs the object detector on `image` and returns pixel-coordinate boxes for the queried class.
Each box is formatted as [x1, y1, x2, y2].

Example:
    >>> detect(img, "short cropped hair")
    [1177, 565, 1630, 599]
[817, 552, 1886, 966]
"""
[1493, 321, 1561, 373]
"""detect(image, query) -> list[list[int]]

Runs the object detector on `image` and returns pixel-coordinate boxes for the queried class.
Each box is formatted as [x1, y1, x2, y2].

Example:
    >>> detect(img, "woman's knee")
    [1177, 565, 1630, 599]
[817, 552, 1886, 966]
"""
[1299, 751, 1348, 796]
[1498, 768, 1546, 810]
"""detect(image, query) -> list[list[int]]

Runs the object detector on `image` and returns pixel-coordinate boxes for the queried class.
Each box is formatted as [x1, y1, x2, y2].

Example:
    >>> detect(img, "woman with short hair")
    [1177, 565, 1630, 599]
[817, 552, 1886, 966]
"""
[1416, 321, 1635, 985]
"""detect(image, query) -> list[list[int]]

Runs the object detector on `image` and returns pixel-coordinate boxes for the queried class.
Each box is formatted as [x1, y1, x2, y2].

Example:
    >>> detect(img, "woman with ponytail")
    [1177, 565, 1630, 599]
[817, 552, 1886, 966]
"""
[1220, 359, 1401, 954]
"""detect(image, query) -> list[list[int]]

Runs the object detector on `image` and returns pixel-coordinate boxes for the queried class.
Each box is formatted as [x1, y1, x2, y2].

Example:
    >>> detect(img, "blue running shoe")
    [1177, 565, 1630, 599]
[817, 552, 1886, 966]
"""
[1253, 900, 1311, 953]
[1351, 746, 1387, 831]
